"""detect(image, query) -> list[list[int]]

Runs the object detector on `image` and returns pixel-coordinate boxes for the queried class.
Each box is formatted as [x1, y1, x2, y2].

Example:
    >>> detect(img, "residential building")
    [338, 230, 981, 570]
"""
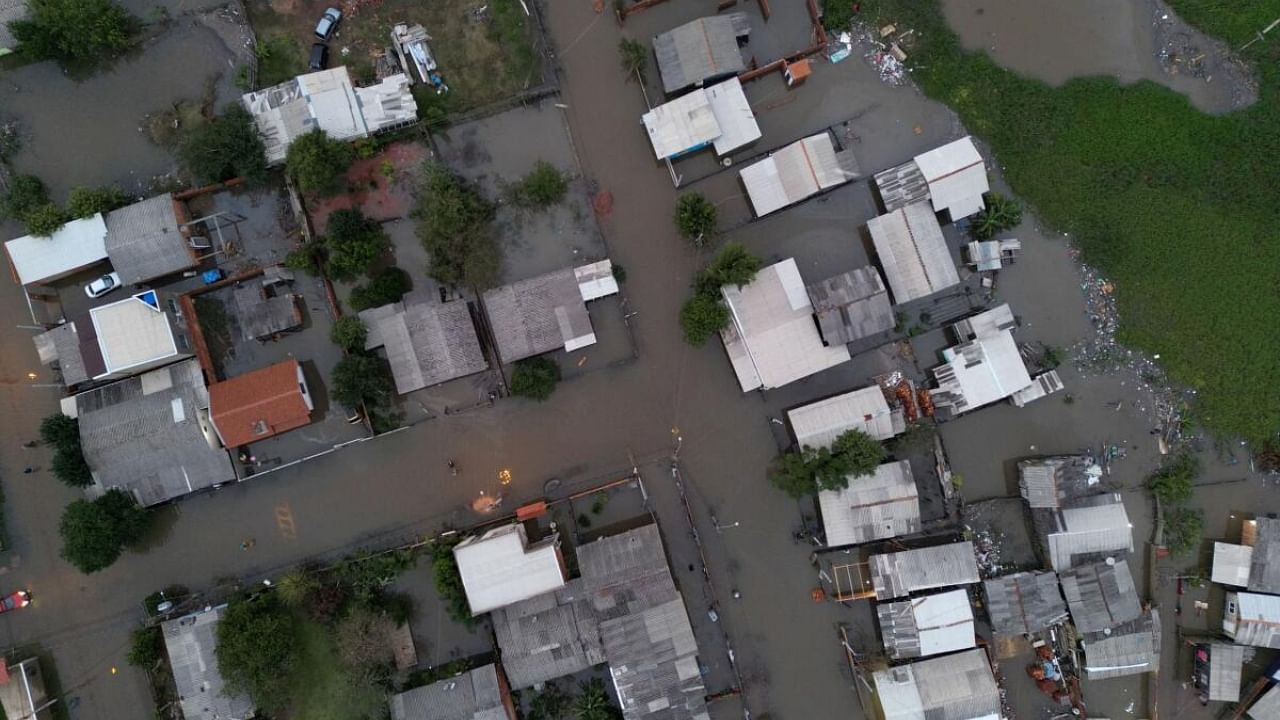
[818, 460, 920, 547]
[1040, 493, 1133, 572]
[73, 358, 235, 506]
[805, 266, 895, 346]
[1250, 682, 1280, 720]
[1009, 370, 1065, 407]
[641, 77, 760, 160]
[869, 541, 980, 601]
[874, 136, 990, 221]
[1059, 559, 1141, 633]
[490, 579, 604, 689]
[360, 292, 487, 394]
[1206, 643, 1245, 702]
[231, 268, 303, 341]
[870, 648, 1000, 720]
[5, 214, 110, 286]
[1213, 542, 1254, 586]
[0, 657, 48, 720]
[209, 359, 314, 449]
[1249, 517, 1280, 594]
[389, 663, 517, 720]
[162, 605, 255, 720]
[788, 385, 905, 449]
[877, 588, 975, 660]
[719, 258, 850, 392]
[739, 132, 859, 217]
[454, 524, 567, 615]
[1018, 455, 1104, 509]
[482, 261, 619, 364]
[652, 14, 749, 93]
[965, 238, 1020, 272]
[242, 67, 418, 164]
[929, 305, 1036, 416]
[1079, 609, 1161, 680]
[982, 571, 1068, 637]
[1224, 592, 1280, 648]
[867, 202, 960, 304]
[103, 193, 200, 285]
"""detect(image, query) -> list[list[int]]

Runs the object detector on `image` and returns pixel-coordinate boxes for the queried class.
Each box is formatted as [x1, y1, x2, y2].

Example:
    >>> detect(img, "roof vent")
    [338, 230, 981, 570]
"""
[252, 420, 270, 436]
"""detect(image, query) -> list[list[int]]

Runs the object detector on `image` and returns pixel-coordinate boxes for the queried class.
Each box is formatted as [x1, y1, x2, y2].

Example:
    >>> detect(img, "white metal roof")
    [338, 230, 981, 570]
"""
[878, 589, 976, 659]
[575, 259, 619, 301]
[873, 648, 1000, 720]
[353, 73, 418, 133]
[1214, 542, 1254, 587]
[5, 214, 109, 285]
[913, 136, 989, 220]
[739, 133, 854, 216]
[641, 89, 719, 160]
[704, 77, 760, 156]
[90, 291, 180, 375]
[719, 259, 850, 392]
[1250, 683, 1280, 720]
[297, 67, 367, 139]
[868, 201, 961, 303]
[933, 332, 1032, 412]
[818, 460, 920, 547]
[788, 385, 905, 448]
[872, 541, 981, 600]
[1046, 500, 1134, 572]
[454, 524, 566, 615]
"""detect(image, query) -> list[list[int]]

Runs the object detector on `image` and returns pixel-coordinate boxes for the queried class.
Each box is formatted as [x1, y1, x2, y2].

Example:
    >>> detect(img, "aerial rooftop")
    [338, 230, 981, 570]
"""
[871, 647, 1000, 720]
[788, 385, 906, 449]
[739, 132, 859, 217]
[867, 201, 960, 304]
[1018, 455, 1104, 509]
[1059, 558, 1141, 633]
[652, 13, 749, 93]
[1040, 493, 1133, 572]
[982, 571, 1069, 637]
[482, 264, 615, 364]
[877, 588, 976, 660]
[361, 292, 487, 394]
[870, 541, 980, 601]
[209, 359, 314, 449]
[641, 77, 759, 160]
[162, 605, 255, 720]
[103, 192, 198, 285]
[1079, 608, 1161, 680]
[453, 524, 567, 615]
[817, 460, 920, 547]
[388, 663, 514, 720]
[5, 214, 109, 286]
[805, 266, 895, 345]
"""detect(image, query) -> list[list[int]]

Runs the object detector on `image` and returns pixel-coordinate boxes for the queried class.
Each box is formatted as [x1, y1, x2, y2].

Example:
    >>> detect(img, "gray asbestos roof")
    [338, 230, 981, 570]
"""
[389, 663, 509, 720]
[1018, 456, 1103, 509]
[806, 266, 895, 345]
[1043, 494, 1133, 572]
[162, 605, 254, 720]
[873, 647, 1000, 720]
[653, 14, 748, 94]
[1060, 559, 1141, 633]
[871, 541, 980, 600]
[874, 160, 930, 213]
[1249, 517, 1280, 594]
[491, 579, 604, 690]
[1209, 643, 1245, 702]
[868, 201, 960, 304]
[818, 460, 920, 547]
[1080, 608, 1161, 680]
[482, 268, 592, 364]
[362, 293, 487, 393]
[877, 588, 975, 660]
[76, 358, 235, 506]
[232, 279, 302, 341]
[104, 193, 197, 285]
[34, 322, 89, 386]
[983, 571, 1068, 636]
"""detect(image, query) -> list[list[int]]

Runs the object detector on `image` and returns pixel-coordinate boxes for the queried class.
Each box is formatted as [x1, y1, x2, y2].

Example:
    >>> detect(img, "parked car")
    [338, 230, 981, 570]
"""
[0, 590, 31, 614]
[309, 42, 329, 71]
[84, 271, 122, 299]
[314, 7, 342, 40]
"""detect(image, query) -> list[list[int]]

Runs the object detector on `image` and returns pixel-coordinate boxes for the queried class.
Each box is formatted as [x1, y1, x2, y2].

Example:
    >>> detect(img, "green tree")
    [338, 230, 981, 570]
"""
[330, 316, 368, 352]
[24, 202, 67, 237]
[331, 353, 394, 408]
[59, 490, 151, 573]
[67, 185, 130, 218]
[768, 449, 817, 498]
[1148, 452, 1198, 504]
[276, 566, 319, 608]
[768, 430, 886, 498]
[50, 447, 92, 487]
[9, 0, 135, 64]
[415, 163, 499, 289]
[430, 544, 471, 624]
[126, 626, 164, 670]
[970, 192, 1023, 241]
[284, 242, 327, 275]
[674, 193, 716, 245]
[323, 209, 389, 281]
[827, 429, 886, 480]
[286, 129, 355, 195]
[819, 0, 854, 31]
[0, 175, 50, 221]
[41, 414, 92, 487]
[703, 242, 762, 288]
[1164, 507, 1204, 556]
[348, 267, 412, 311]
[617, 37, 648, 83]
[679, 293, 729, 346]
[574, 678, 621, 720]
[177, 105, 268, 185]
[216, 597, 299, 712]
[40, 413, 80, 448]
[511, 160, 568, 209]
[510, 356, 561, 401]
[528, 680, 571, 720]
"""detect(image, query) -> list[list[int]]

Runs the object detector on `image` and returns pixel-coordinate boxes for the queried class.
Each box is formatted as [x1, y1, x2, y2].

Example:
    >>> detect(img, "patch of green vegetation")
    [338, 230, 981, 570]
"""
[255, 34, 305, 89]
[509, 160, 568, 209]
[510, 356, 561, 401]
[769, 429, 886, 498]
[1164, 506, 1204, 556]
[193, 296, 233, 377]
[861, 0, 1280, 442]
[9, 0, 137, 66]
[291, 619, 389, 720]
[430, 541, 473, 625]
[678, 243, 763, 346]
[490, 0, 537, 87]
[348, 267, 412, 312]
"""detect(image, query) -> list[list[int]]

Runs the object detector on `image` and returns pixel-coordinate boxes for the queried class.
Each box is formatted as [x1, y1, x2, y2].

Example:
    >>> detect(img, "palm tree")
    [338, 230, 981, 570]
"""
[618, 38, 648, 83]
[574, 678, 619, 720]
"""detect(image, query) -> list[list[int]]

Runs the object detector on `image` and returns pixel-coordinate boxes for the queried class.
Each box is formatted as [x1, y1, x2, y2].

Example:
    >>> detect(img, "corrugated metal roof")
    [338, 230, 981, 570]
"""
[982, 571, 1068, 636]
[1215, 542, 1253, 586]
[1044, 495, 1133, 571]
[930, 331, 1032, 415]
[877, 588, 975, 659]
[806, 266, 895, 345]
[1209, 643, 1245, 702]
[103, 193, 196, 284]
[1228, 592, 1280, 648]
[232, 279, 302, 341]
[739, 133, 858, 216]
[389, 663, 510, 720]
[873, 648, 1000, 720]
[33, 323, 89, 386]
[1018, 455, 1103, 509]
[653, 14, 747, 93]
[491, 579, 603, 689]
[454, 524, 566, 615]
[874, 159, 930, 213]
[482, 268, 595, 364]
[789, 385, 904, 448]
[162, 605, 255, 720]
[361, 293, 487, 394]
[1249, 683, 1280, 720]
[868, 201, 960, 304]
[1249, 517, 1280, 594]
[818, 460, 920, 547]
[1060, 559, 1141, 633]
[913, 136, 989, 221]
[950, 304, 1016, 341]
[641, 90, 719, 160]
[355, 73, 419, 132]
[871, 541, 980, 600]
[1081, 608, 1161, 680]
[4, 214, 109, 285]
[576, 260, 620, 302]
[720, 259, 850, 392]
[703, 77, 760, 156]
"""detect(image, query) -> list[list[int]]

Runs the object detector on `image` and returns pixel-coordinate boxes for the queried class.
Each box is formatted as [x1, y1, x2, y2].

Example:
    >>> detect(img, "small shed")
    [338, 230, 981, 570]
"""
[1250, 682, 1280, 720]
[818, 460, 920, 547]
[4, 214, 109, 286]
[1213, 542, 1254, 587]
[739, 132, 859, 217]
[805, 266, 895, 345]
[877, 588, 976, 660]
[867, 202, 960, 304]
[232, 273, 303, 341]
[653, 13, 749, 94]
[103, 193, 198, 285]
[929, 331, 1032, 416]
[1225, 591, 1280, 648]
[914, 136, 990, 221]
[1018, 456, 1104, 509]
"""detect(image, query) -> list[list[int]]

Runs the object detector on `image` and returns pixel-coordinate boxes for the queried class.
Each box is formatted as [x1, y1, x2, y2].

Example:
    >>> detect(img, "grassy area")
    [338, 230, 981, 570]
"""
[255, 33, 308, 88]
[290, 619, 387, 720]
[862, 0, 1280, 444]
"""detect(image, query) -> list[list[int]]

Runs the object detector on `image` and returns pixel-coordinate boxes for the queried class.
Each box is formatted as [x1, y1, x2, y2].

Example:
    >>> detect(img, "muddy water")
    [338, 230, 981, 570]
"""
[940, 0, 1249, 113]
[0, 22, 240, 197]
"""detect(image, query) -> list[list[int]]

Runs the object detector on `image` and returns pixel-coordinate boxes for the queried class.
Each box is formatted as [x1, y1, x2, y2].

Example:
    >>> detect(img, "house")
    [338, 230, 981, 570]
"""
[389, 663, 517, 720]
[1018, 455, 1104, 508]
[482, 262, 619, 365]
[1249, 682, 1280, 720]
[805, 266, 896, 345]
[1248, 517, 1280, 594]
[870, 541, 980, 601]
[719, 259, 850, 392]
[1224, 592, 1280, 648]
[453, 524, 567, 615]
[360, 292, 487, 394]
[209, 359, 314, 449]
[5, 214, 109, 286]
[818, 460, 920, 547]
[1009, 370, 1065, 407]
[739, 132, 859, 217]
[1205, 643, 1245, 702]
[641, 77, 760, 160]
[653, 14, 749, 93]
[1213, 542, 1254, 586]
[1041, 494, 1133, 572]
[242, 67, 418, 164]
[965, 238, 1020, 272]
[103, 193, 200, 285]
[162, 605, 255, 720]
[867, 202, 960, 304]
[1059, 559, 1141, 633]
[231, 268, 303, 341]
[982, 571, 1068, 637]
[789, 386, 905, 449]
[1079, 609, 1161, 680]
[877, 588, 975, 660]
[491, 579, 605, 689]
[874, 137, 990, 221]
[870, 648, 1000, 720]
[929, 305, 1036, 416]
[73, 358, 235, 506]
[0, 658, 48, 720]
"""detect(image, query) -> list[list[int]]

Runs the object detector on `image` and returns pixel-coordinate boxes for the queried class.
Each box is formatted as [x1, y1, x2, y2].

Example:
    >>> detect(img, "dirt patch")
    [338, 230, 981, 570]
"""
[307, 140, 430, 235]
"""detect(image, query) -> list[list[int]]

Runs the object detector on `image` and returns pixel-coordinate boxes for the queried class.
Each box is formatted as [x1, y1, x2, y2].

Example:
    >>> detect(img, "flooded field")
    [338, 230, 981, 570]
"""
[940, 0, 1255, 113]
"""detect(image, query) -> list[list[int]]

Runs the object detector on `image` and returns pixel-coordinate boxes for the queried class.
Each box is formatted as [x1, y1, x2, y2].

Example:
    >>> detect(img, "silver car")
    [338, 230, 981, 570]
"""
[314, 7, 342, 40]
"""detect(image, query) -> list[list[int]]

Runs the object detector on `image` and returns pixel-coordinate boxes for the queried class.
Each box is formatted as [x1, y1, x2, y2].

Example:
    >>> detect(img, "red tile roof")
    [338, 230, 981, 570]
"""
[209, 359, 311, 448]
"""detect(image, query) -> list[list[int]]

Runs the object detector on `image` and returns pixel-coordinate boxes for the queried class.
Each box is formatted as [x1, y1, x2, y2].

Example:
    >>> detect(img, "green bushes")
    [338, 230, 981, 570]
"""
[23, 202, 67, 237]
[286, 129, 355, 195]
[674, 193, 717, 245]
[1147, 452, 1198, 504]
[59, 489, 151, 573]
[618, 37, 648, 82]
[348, 267, 412, 311]
[330, 317, 368, 352]
[177, 105, 268, 185]
[0, 175, 50, 221]
[216, 596, 300, 712]
[67, 185, 130, 218]
[678, 243, 763, 346]
[322, 209, 390, 281]
[510, 160, 568, 209]
[40, 414, 92, 487]
[330, 354, 394, 409]
[415, 163, 500, 289]
[10, 0, 136, 64]
[970, 192, 1023, 240]
[769, 430, 887, 498]
[510, 356, 561, 401]
[127, 626, 165, 670]
[1164, 507, 1204, 556]
[430, 543, 472, 624]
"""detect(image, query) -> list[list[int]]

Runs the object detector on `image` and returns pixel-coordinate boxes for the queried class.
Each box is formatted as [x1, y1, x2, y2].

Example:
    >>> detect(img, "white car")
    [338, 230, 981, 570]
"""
[84, 272, 122, 299]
